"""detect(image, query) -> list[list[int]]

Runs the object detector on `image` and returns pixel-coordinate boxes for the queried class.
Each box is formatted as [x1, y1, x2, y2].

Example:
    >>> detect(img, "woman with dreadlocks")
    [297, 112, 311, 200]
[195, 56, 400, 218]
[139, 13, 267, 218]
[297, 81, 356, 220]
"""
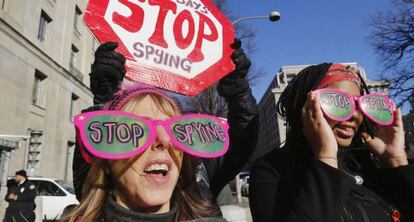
[249, 63, 414, 222]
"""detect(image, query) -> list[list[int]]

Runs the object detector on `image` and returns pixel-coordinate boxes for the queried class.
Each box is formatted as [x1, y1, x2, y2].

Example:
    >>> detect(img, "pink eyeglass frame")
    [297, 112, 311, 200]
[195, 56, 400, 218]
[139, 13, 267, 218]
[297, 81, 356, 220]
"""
[74, 110, 230, 160]
[314, 88, 395, 126]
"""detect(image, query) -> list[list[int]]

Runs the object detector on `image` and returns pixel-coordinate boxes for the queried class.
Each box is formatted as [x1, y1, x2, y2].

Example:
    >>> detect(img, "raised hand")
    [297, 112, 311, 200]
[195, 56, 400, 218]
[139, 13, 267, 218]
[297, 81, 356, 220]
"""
[90, 41, 126, 105]
[302, 91, 338, 168]
[217, 38, 251, 98]
[228, 38, 251, 78]
[362, 109, 408, 168]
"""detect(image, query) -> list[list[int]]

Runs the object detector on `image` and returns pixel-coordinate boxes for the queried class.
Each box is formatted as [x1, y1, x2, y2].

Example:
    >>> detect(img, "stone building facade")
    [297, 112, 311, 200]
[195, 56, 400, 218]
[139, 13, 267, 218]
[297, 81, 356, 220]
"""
[0, 0, 97, 184]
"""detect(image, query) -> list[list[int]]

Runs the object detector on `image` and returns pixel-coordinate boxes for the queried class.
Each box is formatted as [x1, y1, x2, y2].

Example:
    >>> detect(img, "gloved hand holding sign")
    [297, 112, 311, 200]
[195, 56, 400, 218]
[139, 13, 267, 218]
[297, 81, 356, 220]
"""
[218, 38, 252, 98]
[90, 42, 126, 105]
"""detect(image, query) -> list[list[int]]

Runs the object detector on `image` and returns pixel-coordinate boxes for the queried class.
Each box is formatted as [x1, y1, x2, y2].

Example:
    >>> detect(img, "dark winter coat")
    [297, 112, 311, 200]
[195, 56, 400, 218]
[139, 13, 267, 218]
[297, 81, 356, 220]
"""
[249, 147, 414, 222]
[198, 76, 259, 202]
[4, 179, 36, 222]
[98, 195, 227, 222]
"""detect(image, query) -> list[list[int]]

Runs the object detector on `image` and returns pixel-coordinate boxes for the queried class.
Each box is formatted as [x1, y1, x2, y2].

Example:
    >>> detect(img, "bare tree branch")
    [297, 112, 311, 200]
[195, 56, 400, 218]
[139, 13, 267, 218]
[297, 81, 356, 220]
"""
[194, 0, 263, 115]
[368, 0, 414, 108]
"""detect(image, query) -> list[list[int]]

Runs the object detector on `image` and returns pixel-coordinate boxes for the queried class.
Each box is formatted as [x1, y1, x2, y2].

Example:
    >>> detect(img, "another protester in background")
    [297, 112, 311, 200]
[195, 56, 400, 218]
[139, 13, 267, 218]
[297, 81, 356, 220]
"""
[249, 63, 414, 222]
[4, 170, 36, 222]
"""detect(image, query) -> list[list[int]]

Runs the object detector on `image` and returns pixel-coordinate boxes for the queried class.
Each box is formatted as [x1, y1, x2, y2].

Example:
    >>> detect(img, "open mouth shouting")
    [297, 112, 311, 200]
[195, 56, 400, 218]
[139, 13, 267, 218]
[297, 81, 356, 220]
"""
[143, 159, 173, 184]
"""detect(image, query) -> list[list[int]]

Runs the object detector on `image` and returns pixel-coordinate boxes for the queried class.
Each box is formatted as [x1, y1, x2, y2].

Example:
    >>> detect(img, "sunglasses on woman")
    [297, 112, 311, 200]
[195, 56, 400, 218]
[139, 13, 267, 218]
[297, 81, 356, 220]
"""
[315, 88, 395, 126]
[74, 111, 229, 159]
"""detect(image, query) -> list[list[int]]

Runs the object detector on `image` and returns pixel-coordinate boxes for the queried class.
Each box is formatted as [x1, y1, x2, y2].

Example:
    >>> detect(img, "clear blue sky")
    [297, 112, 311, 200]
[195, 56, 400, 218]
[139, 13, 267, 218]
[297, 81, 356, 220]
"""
[224, 0, 393, 101]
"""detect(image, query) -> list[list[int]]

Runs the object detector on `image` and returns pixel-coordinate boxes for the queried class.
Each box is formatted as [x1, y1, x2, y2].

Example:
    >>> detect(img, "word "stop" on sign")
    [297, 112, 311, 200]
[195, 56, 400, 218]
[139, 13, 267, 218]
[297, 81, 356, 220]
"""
[84, 0, 234, 96]
[113, 0, 218, 63]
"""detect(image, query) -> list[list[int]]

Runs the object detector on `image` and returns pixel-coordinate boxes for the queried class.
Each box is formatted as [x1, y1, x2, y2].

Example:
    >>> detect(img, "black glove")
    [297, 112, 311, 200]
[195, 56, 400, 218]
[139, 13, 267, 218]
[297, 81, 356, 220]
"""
[218, 38, 252, 98]
[90, 41, 126, 105]
[228, 38, 251, 78]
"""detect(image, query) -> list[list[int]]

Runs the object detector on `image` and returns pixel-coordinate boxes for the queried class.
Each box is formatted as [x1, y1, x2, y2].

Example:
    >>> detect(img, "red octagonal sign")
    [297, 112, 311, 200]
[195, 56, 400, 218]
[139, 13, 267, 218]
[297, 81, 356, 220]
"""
[84, 0, 235, 95]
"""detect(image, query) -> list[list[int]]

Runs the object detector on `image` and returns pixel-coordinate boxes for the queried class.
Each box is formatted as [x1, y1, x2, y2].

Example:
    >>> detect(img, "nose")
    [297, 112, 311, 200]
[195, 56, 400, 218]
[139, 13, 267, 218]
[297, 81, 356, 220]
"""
[153, 125, 171, 150]
[352, 106, 364, 123]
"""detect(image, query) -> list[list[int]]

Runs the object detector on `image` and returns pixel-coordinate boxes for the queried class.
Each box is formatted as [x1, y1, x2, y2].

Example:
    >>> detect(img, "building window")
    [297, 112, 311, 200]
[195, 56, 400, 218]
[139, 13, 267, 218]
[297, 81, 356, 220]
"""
[37, 10, 52, 42]
[46, 0, 56, 6]
[278, 73, 286, 85]
[74, 5, 82, 33]
[65, 141, 75, 181]
[378, 87, 384, 93]
[286, 73, 296, 83]
[69, 93, 79, 122]
[32, 70, 47, 106]
[1, 0, 10, 11]
[69, 44, 79, 72]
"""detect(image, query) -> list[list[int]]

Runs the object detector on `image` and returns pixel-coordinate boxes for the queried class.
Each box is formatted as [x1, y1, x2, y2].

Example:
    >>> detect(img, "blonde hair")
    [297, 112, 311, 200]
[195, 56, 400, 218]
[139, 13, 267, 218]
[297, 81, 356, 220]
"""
[63, 93, 219, 222]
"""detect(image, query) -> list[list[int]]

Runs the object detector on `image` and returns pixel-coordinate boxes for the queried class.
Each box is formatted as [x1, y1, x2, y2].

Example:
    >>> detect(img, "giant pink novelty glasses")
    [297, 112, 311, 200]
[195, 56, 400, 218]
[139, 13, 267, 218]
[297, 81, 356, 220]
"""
[315, 88, 395, 126]
[74, 111, 229, 159]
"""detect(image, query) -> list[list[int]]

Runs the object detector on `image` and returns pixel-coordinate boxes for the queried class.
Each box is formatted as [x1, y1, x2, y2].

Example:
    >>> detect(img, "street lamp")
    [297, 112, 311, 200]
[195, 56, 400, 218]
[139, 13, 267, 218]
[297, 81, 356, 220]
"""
[232, 11, 281, 25]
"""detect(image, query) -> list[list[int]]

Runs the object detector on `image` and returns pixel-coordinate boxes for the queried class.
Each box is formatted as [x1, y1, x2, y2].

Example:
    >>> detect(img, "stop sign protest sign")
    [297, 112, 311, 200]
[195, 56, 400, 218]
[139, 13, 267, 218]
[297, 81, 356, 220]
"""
[84, 0, 235, 95]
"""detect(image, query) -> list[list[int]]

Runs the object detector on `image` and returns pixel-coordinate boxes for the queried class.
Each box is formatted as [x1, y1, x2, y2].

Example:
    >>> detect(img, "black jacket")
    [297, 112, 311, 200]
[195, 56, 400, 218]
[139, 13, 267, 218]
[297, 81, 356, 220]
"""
[199, 78, 259, 201]
[4, 179, 36, 222]
[249, 147, 414, 222]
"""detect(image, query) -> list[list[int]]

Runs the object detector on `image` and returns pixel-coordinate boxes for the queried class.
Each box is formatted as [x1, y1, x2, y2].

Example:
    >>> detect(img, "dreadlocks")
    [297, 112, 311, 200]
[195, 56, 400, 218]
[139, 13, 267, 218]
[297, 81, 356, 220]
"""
[274, 63, 333, 188]
[277, 63, 332, 141]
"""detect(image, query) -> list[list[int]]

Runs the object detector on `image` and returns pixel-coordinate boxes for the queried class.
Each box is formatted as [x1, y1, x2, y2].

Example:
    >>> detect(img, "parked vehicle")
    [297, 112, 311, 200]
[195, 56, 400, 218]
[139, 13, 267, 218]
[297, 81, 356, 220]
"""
[219, 171, 252, 221]
[228, 171, 250, 195]
[241, 175, 250, 197]
[7, 177, 79, 221]
[239, 171, 250, 180]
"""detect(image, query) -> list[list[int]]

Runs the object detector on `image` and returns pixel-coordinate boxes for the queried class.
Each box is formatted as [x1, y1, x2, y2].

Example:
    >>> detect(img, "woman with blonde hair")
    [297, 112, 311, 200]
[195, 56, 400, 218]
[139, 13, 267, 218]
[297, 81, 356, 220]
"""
[70, 40, 258, 221]
[65, 86, 230, 221]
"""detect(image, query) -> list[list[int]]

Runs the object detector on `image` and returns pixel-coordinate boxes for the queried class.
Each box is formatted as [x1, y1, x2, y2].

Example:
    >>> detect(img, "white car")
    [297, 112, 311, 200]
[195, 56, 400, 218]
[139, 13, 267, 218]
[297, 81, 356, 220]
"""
[7, 177, 79, 221]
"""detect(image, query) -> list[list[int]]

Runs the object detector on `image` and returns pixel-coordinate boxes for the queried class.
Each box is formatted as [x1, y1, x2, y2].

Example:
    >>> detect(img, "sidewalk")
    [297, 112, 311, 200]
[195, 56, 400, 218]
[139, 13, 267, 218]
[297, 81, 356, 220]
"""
[0, 200, 6, 220]
[236, 197, 252, 222]
[221, 196, 252, 222]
